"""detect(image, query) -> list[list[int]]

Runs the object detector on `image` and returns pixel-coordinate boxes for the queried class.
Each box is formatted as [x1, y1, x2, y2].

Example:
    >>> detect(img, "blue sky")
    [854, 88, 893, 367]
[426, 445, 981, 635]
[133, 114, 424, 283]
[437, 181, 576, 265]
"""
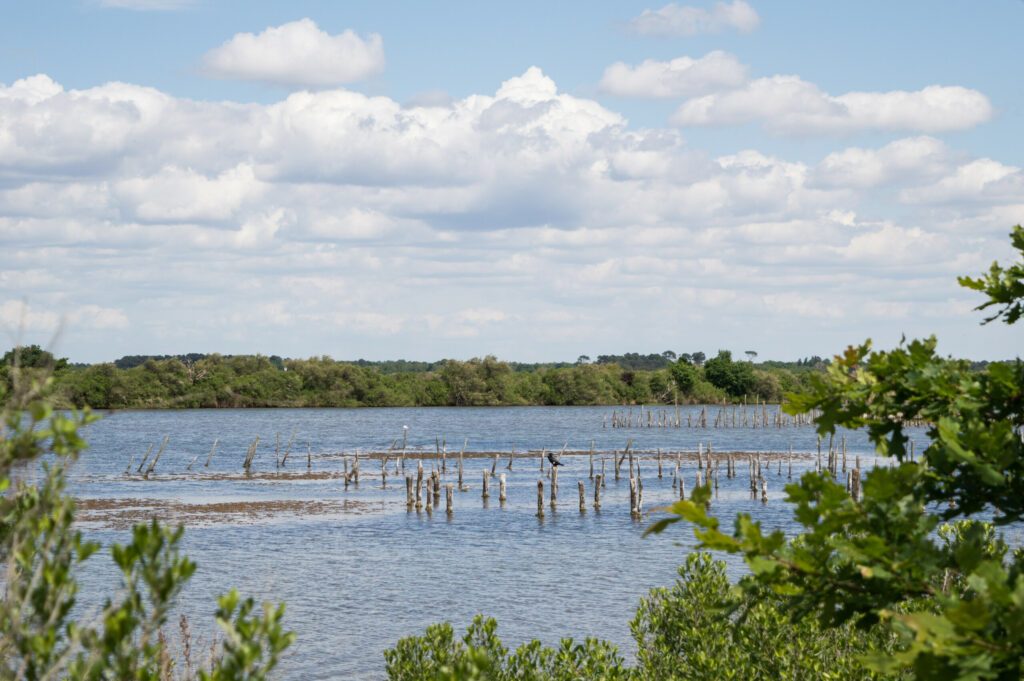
[1, 1, 1021, 362]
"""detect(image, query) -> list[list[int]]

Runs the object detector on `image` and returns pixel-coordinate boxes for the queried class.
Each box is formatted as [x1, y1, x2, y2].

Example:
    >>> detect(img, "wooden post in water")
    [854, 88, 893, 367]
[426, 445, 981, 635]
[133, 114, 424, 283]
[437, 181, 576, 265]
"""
[491, 454, 498, 478]
[482, 471, 490, 499]
[594, 474, 602, 509]
[499, 473, 507, 502]
[282, 432, 295, 467]
[851, 468, 861, 502]
[679, 472, 685, 500]
[205, 439, 219, 468]
[458, 451, 464, 490]
[144, 435, 169, 479]
[550, 466, 558, 508]
[629, 477, 639, 518]
[507, 447, 514, 470]
[416, 461, 424, 510]
[425, 480, 433, 507]
[760, 478, 768, 503]
[578, 481, 585, 512]
[589, 441, 594, 480]
[536, 480, 544, 518]
[446, 483, 454, 516]
[381, 458, 387, 487]
[433, 471, 440, 503]
[136, 443, 154, 474]
[405, 475, 414, 508]
[657, 449, 663, 478]
[307, 443, 311, 471]
[343, 457, 350, 489]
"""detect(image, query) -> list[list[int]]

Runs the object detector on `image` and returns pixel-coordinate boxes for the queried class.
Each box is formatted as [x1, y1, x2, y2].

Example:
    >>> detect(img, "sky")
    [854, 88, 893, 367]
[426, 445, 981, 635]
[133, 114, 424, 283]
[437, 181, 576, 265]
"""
[0, 0, 1022, 363]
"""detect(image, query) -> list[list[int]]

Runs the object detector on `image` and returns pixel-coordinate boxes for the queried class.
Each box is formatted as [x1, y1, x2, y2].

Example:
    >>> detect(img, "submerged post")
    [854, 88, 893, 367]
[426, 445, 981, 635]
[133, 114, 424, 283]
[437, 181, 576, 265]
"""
[499, 473, 507, 502]
[578, 480, 586, 512]
[593, 474, 602, 510]
[626, 475, 634, 518]
[482, 470, 490, 499]
[416, 461, 424, 510]
[536, 480, 544, 518]
[446, 483, 454, 515]
[550, 466, 558, 507]
[405, 475, 414, 508]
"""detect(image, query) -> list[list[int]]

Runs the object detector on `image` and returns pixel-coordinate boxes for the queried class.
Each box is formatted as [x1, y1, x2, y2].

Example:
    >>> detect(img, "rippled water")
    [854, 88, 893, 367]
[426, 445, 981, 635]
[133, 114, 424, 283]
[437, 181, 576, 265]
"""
[66, 406, 925, 679]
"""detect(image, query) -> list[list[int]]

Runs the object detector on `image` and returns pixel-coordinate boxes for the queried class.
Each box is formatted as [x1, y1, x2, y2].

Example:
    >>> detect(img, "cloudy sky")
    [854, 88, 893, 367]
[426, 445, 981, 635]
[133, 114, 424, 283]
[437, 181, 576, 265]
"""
[1, 1, 1021, 363]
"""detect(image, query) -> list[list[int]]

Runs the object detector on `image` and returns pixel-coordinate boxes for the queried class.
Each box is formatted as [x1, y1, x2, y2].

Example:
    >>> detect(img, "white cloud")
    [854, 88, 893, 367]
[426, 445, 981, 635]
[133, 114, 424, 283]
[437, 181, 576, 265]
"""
[599, 51, 748, 98]
[0, 301, 127, 332]
[0, 70, 1015, 361]
[114, 164, 265, 223]
[629, 1, 760, 37]
[673, 75, 992, 134]
[99, 0, 194, 10]
[813, 136, 950, 189]
[202, 19, 385, 88]
[901, 159, 1021, 204]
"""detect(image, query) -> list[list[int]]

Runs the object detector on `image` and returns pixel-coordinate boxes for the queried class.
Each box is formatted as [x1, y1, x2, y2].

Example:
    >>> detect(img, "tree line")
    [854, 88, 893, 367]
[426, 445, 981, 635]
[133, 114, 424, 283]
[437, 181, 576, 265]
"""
[2, 347, 828, 409]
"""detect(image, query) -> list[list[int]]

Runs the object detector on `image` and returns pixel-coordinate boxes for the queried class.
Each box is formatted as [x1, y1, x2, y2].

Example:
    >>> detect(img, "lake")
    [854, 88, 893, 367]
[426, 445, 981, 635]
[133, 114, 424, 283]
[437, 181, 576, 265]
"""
[67, 405, 924, 679]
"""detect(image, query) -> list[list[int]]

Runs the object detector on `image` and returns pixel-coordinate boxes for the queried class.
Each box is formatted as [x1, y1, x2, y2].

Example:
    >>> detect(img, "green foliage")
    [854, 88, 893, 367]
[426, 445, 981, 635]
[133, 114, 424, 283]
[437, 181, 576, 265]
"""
[632, 553, 898, 680]
[0, 360, 293, 679]
[384, 615, 628, 681]
[703, 350, 756, 397]
[37, 352, 809, 409]
[649, 227, 1024, 680]
[385, 553, 899, 680]
[958, 225, 1024, 324]
[669, 360, 699, 393]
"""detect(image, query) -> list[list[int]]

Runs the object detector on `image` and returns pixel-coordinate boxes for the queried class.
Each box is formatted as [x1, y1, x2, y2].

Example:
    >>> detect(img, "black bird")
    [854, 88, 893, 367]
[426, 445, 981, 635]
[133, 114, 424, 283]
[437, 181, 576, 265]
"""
[547, 451, 564, 467]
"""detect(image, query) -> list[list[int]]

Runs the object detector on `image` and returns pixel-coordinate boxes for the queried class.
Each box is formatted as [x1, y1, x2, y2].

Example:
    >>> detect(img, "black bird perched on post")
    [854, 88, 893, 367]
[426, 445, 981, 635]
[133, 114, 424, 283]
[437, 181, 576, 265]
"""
[547, 451, 564, 467]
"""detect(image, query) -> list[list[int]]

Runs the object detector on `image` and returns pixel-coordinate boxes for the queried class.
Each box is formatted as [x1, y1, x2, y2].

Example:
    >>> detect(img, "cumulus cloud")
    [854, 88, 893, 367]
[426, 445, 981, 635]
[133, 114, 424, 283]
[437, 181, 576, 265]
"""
[901, 159, 1022, 204]
[599, 51, 748, 98]
[99, 0, 194, 9]
[202, 19, 385, 88]
[812, 136, 950, 189]
[672, 75, 992, 134]
[629, 1, 760, 37]
[0, 69, 1014, 361]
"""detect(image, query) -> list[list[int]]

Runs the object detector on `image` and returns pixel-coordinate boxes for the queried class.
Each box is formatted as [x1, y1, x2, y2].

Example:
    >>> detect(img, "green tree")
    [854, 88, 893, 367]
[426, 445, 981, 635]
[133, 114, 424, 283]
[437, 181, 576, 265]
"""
[670, 359, 700, 394]
[703, 350, 755, 397]
[650, 226, 1024, 680]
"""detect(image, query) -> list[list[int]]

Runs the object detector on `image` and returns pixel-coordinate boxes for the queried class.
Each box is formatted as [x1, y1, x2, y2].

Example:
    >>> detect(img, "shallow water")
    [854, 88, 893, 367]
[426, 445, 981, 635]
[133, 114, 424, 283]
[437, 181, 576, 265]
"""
[66, 406, 924, 679]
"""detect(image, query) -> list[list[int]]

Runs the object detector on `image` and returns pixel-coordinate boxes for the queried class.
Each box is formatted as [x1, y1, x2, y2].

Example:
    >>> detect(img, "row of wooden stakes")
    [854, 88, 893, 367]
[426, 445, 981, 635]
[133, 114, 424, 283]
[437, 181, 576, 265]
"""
[605, 404, 822, 429]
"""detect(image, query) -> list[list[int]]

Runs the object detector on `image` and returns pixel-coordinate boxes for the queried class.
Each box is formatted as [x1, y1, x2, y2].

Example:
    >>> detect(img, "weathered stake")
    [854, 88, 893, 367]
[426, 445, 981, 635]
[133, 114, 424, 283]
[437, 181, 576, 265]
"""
[550, 466, 558, 508]
[536, 480, 544, 518]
